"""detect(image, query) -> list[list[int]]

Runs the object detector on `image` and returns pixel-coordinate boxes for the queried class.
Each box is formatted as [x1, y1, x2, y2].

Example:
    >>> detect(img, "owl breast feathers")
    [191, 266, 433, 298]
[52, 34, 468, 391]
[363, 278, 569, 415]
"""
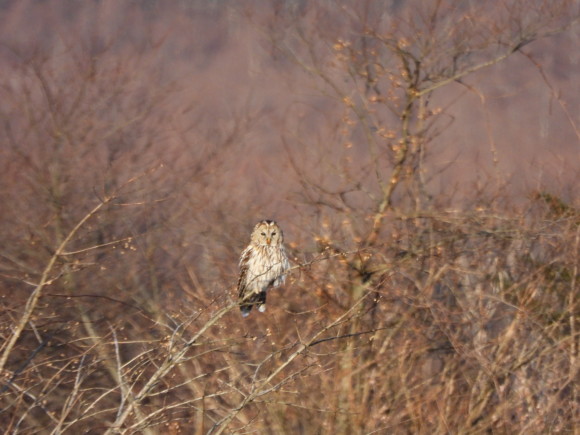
[238, 220, 290, 317]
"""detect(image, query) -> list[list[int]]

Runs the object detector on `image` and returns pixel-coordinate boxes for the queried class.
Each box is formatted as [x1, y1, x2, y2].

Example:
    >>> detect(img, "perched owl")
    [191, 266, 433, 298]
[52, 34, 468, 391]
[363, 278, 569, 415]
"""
[237, 220, 290, 317]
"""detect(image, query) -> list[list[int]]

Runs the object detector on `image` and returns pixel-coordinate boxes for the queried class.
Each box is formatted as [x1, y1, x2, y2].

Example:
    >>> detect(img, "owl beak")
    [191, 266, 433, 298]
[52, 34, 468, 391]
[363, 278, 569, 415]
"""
[266, 238, 271, 245]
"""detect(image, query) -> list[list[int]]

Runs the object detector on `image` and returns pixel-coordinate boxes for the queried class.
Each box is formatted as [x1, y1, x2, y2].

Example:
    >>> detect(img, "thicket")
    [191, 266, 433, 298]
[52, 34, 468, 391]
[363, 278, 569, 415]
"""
[0, 1, 578, 433]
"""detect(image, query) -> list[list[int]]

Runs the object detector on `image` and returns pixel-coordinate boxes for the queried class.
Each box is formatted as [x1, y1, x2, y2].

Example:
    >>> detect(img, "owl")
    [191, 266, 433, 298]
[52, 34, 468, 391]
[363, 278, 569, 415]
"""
[237, 220, 290, 317]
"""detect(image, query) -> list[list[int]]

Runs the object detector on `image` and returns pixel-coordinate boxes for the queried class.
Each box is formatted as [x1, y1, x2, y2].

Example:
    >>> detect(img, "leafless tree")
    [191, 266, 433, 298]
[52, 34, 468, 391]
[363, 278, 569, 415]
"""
[0, 1, 578, 433]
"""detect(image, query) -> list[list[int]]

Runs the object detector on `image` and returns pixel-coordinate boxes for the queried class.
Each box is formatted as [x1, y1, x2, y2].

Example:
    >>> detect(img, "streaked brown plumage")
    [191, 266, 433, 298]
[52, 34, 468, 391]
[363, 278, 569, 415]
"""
[237, 220, 289, 317]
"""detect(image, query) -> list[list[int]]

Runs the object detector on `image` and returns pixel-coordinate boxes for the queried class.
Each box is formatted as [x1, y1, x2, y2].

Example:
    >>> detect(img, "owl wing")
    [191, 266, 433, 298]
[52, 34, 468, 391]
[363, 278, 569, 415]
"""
[237, 245, 253, 300]
[238, 246, 267, 316]
[272, 246, 290, 287]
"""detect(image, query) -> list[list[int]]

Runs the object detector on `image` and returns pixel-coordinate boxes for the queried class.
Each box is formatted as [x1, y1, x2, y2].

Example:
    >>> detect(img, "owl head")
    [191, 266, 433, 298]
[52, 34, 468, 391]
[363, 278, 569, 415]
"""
[250, 220, 284, 246]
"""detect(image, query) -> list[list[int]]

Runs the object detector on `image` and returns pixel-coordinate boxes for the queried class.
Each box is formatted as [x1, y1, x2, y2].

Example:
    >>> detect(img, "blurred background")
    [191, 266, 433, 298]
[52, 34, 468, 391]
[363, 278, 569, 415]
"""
[0, 1, 578, 433]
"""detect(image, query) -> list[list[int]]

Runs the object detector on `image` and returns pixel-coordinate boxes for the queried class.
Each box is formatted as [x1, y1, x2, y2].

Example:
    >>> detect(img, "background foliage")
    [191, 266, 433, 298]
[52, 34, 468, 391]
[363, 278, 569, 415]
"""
[0, 1, 578, 433]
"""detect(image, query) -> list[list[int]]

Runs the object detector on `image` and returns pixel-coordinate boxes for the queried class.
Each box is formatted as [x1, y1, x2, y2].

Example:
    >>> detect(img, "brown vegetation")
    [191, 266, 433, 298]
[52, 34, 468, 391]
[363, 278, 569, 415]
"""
[0, 1, 578, 433]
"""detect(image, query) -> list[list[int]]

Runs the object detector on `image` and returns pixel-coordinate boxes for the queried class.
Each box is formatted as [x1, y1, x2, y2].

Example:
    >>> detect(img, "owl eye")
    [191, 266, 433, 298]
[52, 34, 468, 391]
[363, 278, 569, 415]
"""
[261, 232, 266, 236]
[271, 232, 276, 236]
